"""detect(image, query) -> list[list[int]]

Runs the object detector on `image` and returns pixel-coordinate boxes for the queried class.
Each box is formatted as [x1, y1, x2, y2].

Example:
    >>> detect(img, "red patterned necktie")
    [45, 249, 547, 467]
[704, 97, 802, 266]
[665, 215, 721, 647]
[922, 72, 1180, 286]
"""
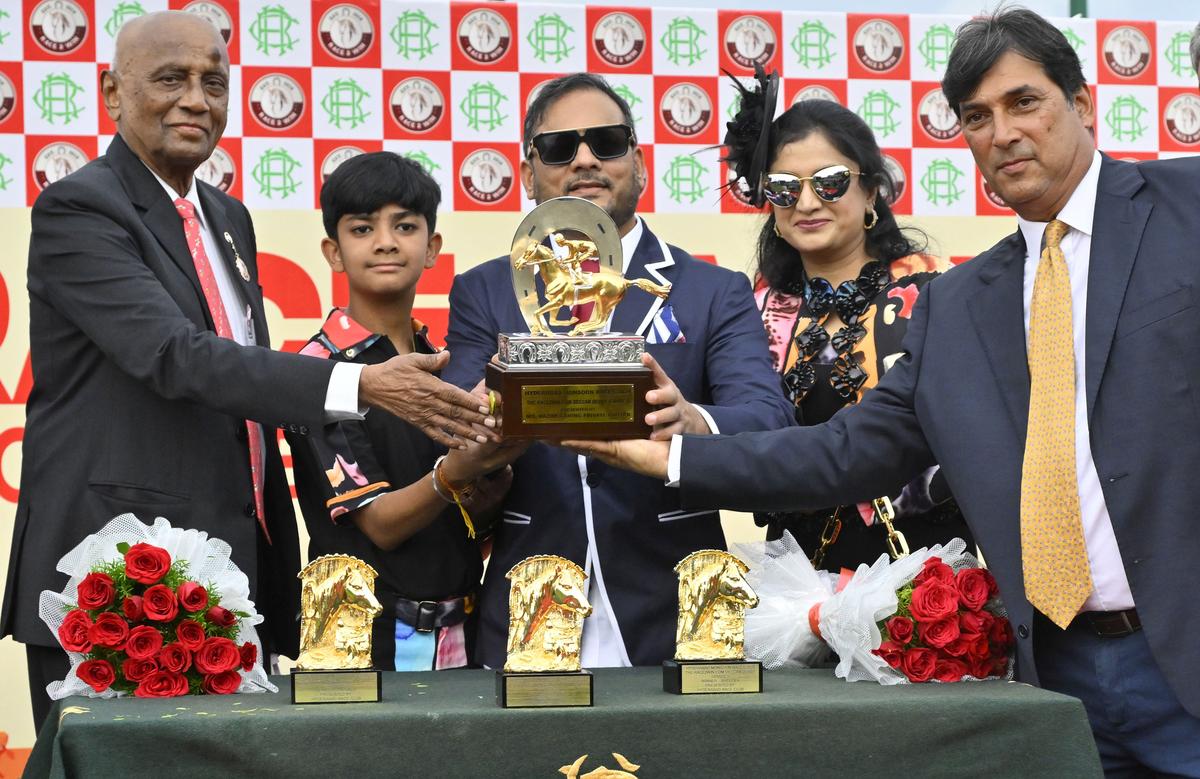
[569, 256, 601, 325]
[174, 198, 269, 543]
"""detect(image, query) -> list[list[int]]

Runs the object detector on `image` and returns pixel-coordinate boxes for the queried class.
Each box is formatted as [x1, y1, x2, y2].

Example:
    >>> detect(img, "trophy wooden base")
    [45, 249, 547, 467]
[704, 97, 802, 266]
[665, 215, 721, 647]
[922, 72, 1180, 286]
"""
[291, 668, 382, 704]
[486, 362, 653, 440]
[662, 659, 763, 695]
[496, 670, 594, 708]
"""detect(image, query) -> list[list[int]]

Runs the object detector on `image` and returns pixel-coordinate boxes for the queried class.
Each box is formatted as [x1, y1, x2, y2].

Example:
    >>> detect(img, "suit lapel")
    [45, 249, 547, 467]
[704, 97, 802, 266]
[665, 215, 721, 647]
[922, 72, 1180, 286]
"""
[610, 222, 676, 336]
[1085, 156, 1149, 418]
[967, 232, 1030, 438]
[198, 184, 268, 338]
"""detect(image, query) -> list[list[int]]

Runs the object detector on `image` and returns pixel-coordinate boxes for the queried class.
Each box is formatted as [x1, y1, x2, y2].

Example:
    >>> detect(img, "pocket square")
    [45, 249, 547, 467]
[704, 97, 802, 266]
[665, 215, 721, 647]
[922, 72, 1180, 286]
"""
[646, 304, 686, 344]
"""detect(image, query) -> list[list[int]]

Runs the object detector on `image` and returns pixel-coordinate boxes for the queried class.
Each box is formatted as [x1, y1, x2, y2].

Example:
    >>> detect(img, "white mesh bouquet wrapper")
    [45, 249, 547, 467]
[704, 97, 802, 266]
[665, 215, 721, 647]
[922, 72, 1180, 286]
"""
[38, 513, 278, 699]
[736, 532, 1013, 684]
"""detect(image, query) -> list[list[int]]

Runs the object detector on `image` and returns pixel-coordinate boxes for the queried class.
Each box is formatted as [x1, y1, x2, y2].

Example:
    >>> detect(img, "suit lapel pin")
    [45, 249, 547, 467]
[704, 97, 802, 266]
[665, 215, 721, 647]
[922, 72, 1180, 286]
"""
[224, 231, 251, 282]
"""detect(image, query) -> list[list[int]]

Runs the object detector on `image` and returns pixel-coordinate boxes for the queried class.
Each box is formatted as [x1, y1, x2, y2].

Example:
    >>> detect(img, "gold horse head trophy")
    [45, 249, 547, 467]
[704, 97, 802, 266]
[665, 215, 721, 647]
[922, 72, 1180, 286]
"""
[296, 554, 383, 670]
[504, 555, 593, 672]
[510, 197, 670, 337]
[674, 550, 759, 661]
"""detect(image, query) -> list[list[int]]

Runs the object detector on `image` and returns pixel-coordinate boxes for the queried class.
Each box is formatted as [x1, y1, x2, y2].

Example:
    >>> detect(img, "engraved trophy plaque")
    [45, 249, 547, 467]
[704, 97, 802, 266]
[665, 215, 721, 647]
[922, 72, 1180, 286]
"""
[486, 197, 669, 439]
[662, 550, 763, 695]
[291, 555, 384, 704]
[496, 555, 594, 708]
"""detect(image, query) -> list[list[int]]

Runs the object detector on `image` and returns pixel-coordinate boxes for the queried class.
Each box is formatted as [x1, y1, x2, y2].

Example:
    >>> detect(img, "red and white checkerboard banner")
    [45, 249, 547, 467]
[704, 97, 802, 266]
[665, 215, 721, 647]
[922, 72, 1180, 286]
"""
[0, 1, 1197, 216]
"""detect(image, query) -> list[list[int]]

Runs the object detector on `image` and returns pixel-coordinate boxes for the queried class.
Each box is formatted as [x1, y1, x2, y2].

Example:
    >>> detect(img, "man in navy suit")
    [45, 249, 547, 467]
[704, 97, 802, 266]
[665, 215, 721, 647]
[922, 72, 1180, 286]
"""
[442, 74, 793, 670]
[571, 11, 1200, 774]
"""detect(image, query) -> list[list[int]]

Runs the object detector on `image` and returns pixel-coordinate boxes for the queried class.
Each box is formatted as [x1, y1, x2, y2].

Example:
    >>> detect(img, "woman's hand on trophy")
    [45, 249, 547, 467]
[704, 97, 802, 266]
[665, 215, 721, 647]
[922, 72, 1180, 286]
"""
[562, 438, 671, 481]
[642, 353, 710, 439]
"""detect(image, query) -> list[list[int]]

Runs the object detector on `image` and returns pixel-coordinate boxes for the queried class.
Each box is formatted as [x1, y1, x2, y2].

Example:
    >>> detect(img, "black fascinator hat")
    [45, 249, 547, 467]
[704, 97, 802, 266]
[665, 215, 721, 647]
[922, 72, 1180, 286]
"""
[721, 64, 779, 208]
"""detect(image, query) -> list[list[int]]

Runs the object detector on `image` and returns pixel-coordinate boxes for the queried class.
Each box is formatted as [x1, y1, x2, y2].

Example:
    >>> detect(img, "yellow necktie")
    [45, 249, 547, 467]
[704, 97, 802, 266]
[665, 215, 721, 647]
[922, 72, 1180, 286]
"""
[1021, 219, 1093, 628]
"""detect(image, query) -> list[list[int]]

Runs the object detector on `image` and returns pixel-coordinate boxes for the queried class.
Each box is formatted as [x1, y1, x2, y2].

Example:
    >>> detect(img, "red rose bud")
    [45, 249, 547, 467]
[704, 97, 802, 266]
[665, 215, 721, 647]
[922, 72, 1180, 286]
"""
[884, 615, 914, 645]
[177, 581, 209, 613]
[900, 647, 937, 683]
[874, 640, 904, 669]
[918, 615, 961, 649]
[123, 543, 172, 584]
[121, 657, 158, 683]
[914, 557, 954, 586]
[205, 605, 236, 628]
[76, 659, 116, 693]
[58, 610, 94, 653]
[991, 655, 1009, 677]
[239, 642, 258, 672]
[982, 569, 1000, 598]
[933, 657, 970, 683]
[955, 568, 991, 611]
[176, 619, 207, 651]
[964, 632, 991, 662]
[125, 625, 165, 661]
[134, 670, 189, 698]
[908, 580, 959, 623]
[88, 612, 130, 649]
[195, 637, 241, 674]
[76, 572, 116, 610]
[203, 670, 242, 695]
[989, 617, 1015, 649]
[142, 584, 178, 622]
[943, 636, 970, 658]
[122, 596, 145, 622]
[959, 609, 992, 635]
[158, 642, 192, 674]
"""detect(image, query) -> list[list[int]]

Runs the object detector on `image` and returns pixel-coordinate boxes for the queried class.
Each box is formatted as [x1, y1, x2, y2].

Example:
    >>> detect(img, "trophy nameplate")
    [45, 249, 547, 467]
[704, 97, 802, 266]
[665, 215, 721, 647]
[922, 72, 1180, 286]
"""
[291, 555, 383, 704]
[488, 197, 668, 440]
[497, 555, 594, 708]
[662, 550, 763, 695]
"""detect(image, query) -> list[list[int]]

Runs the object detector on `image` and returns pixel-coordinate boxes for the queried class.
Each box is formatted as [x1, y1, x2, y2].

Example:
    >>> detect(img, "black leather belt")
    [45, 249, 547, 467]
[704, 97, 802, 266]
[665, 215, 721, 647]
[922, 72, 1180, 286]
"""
[1070, 608, 1141, 638]
[395, 595, 472, 633]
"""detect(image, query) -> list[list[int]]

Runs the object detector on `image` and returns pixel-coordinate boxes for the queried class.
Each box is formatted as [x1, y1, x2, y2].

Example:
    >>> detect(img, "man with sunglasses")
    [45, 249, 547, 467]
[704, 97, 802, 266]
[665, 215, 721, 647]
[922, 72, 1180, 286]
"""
[443, 73, 792, 671]
[569, 10, 1200, 773]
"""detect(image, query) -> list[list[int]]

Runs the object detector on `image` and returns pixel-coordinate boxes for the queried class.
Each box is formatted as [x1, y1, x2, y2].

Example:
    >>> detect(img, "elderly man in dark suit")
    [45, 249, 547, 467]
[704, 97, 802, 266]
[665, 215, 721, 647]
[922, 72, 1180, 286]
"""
[572, 10, 1200, 775]
[1, 10, 492, 731]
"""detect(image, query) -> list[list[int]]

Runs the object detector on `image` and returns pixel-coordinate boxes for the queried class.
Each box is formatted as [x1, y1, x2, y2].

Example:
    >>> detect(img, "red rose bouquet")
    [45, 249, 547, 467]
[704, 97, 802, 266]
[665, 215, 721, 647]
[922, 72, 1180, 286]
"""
[39, 514, 275, 699]
[735, 534, 1014, 684]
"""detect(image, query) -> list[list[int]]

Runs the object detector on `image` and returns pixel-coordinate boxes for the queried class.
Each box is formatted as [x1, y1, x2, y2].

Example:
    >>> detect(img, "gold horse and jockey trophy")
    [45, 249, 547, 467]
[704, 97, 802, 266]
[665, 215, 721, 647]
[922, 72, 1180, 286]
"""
[486, 197, 671, 439]
[662, 550, 763, 694]
[291, 555, 384, 704]
[496, 555, 595, 708]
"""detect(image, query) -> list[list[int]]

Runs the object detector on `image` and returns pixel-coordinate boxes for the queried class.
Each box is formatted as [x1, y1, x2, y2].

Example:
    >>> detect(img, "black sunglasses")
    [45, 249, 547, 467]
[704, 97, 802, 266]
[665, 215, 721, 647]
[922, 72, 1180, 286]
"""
[762, 165, 862, 207]
[527, 124, 635, 166]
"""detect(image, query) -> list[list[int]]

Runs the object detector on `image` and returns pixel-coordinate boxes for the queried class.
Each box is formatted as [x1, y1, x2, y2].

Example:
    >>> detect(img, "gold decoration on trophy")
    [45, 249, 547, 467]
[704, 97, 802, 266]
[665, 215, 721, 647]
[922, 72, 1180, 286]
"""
[496, 555, 595, 708]
[560, 752, 642, 778]
[291, 555, 384, 704]
[663, 550, 764, 694]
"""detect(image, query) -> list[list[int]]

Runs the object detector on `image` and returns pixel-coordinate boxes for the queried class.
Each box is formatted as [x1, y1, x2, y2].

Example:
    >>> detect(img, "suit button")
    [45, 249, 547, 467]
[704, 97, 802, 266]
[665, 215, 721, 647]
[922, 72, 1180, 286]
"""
[1017, 624, 1029, 639]
[235, 425, 247, 442]
[299, 426, 309, 435]
[586, 473, 601, 487]
[244, 502, 257, 519]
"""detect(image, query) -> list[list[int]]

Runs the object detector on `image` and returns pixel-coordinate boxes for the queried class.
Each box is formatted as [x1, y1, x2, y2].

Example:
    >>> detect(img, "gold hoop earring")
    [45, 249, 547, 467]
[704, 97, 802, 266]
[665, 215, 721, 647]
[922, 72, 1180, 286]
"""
[864, 208, 879, 231]
[773, 222, 782, 238]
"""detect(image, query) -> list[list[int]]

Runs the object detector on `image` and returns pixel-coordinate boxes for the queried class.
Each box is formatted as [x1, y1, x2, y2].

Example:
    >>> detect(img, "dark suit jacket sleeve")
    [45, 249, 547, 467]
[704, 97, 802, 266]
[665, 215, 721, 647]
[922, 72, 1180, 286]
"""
[28, 178, 334, 429]
[680, 282, 937, 511]
[694, 268, 795, 434]
[442, 266, 497, 390]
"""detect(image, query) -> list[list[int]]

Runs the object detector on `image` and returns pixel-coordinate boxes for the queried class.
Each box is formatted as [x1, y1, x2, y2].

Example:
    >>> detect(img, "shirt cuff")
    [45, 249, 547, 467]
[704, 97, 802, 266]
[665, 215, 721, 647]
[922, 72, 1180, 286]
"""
[666, 434, 683, 488]
[324, 362, 366, 422]
[692, 404, 719, 435]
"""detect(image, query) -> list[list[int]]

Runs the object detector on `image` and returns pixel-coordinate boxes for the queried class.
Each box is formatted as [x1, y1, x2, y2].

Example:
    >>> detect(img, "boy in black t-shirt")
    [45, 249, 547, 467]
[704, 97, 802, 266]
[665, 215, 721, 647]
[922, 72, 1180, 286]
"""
[288, 152, 526, 670]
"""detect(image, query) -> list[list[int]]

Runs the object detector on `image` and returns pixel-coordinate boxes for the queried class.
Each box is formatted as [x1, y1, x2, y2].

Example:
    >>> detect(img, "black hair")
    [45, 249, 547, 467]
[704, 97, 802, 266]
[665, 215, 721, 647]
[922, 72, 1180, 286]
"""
[319, 151, 441, 239]
[522, 73, 636, 152]
[942, 7, 1086, 117]
[727, 95, 924, 292]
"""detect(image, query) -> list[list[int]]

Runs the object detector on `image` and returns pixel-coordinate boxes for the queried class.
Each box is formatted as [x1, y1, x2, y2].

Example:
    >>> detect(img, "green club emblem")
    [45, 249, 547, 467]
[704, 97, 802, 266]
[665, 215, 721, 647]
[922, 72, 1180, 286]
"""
[34, 73, 85, 125]
[528, 13, 574, 64]
[661, 17, 706, 68]
[459, 81, 508, 133]
[857, 89, 901, 138]
[403, 151, 441, 175]
[250, 5, 299, 57]
[0, 152, 12, 190]
[919, 158, 965, 207]
[390, 10, 439, 60]
[321, 78, 371, 130]
[103, 2, 145, 38]
[252, 148, 302, 199]
[0, 9, 10, 46]
[1060, 27, 1087, 67]
[662, 155, 709, 205]
[726, 93, 742, 122]
[1104, 96, 1147, 143]
[917, 24, 955, 72]
[1164, 31, 1195, 79]
[790, 20, 835, 69]
[612, 84, 643, 128]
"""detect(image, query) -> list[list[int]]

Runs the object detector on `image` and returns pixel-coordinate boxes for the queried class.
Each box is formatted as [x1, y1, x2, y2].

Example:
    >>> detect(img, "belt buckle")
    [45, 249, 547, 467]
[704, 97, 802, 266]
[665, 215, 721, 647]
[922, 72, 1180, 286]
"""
[415, 601, 438, 633]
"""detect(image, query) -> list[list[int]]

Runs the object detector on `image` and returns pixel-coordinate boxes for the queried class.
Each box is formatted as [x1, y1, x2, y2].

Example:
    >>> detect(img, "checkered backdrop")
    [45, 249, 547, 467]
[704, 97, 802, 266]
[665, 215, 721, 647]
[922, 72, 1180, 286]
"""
[0, 0, 1197, 748]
